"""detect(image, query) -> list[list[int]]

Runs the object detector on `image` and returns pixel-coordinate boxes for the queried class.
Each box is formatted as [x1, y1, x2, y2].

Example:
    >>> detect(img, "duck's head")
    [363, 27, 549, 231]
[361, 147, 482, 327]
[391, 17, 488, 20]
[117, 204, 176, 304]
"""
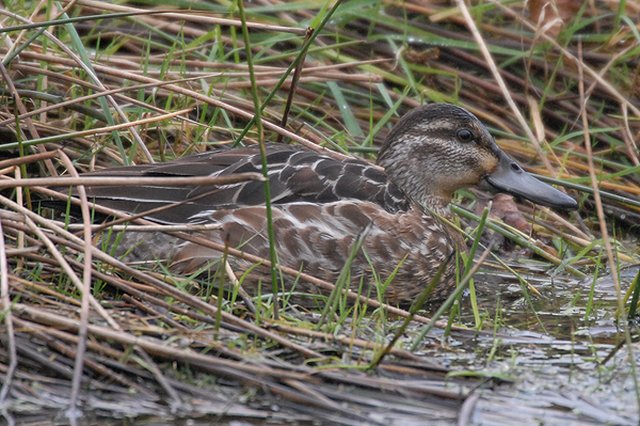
[377, 103, 577, 211]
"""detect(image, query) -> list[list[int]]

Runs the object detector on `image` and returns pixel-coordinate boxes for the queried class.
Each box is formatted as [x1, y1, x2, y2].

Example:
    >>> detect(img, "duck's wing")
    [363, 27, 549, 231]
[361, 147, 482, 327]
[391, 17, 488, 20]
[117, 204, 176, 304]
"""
[71, 144, 409, 223]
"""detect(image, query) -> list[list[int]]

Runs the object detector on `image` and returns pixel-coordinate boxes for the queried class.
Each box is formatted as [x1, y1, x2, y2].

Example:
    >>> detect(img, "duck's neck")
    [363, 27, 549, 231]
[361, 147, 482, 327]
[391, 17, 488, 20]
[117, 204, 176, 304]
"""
[380, 160, 454, 216]
[411, 195, 452, 218]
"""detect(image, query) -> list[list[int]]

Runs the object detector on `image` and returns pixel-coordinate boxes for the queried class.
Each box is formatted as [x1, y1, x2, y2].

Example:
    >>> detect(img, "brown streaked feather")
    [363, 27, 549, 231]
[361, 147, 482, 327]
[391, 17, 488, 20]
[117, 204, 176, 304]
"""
[171, 200, 458, 305]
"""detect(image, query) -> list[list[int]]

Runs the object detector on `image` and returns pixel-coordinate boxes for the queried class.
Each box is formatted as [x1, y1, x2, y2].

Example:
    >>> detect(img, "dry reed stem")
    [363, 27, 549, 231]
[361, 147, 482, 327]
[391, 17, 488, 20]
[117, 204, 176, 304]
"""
[577, 41, 640, 412]
[0, 172, 265, 189]
[74, 0, 306, 34]
[455, 0, 557, 175]
[577, 47, 623, 307]
[0, 220, 17, 404]
[57, 151, 92, 415]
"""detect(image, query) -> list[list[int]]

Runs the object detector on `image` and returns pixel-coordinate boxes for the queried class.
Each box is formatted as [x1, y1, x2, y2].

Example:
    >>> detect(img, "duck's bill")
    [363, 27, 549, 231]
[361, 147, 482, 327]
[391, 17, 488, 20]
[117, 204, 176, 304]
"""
[485, 152, 577, 210]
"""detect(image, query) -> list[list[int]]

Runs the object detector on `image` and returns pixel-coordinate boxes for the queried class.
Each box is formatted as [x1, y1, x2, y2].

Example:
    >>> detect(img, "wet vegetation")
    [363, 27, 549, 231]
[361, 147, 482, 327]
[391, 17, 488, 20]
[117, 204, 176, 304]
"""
[0, 1, 639, 424]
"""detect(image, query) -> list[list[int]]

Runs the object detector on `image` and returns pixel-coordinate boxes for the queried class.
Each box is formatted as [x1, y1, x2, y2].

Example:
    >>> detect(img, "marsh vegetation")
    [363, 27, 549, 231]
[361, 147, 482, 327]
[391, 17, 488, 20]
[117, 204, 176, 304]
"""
[0, 1, 639, 424]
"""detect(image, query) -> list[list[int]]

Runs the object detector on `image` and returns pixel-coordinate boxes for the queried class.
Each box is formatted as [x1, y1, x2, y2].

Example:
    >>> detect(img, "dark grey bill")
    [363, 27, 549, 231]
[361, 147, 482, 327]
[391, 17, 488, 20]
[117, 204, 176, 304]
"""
[485, 151, 577, 210]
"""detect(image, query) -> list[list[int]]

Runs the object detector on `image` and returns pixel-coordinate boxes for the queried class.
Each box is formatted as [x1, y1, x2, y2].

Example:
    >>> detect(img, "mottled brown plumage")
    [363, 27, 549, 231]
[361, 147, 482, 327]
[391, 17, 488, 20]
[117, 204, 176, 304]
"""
[72, 103, 577, 304]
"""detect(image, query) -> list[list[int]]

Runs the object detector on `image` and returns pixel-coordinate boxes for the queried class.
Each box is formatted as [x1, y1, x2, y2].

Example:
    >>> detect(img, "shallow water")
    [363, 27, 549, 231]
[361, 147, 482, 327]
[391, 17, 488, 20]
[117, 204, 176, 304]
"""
[414, 264, 640, 425]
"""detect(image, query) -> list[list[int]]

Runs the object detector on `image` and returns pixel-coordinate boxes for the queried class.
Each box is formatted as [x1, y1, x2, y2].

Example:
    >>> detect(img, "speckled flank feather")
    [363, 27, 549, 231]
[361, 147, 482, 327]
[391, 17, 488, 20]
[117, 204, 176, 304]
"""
[69, 103, 574, 304]
[172, 201, 460, 304]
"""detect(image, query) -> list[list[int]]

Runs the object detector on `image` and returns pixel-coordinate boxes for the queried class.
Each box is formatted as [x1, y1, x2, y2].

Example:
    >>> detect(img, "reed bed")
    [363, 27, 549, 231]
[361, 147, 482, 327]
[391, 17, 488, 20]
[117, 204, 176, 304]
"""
[0, 1, 639, 424]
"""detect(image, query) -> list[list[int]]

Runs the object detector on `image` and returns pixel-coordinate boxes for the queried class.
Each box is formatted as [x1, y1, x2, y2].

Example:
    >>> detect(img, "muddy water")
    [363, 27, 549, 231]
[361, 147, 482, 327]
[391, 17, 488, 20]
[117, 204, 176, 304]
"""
[414, 265, 640, 425]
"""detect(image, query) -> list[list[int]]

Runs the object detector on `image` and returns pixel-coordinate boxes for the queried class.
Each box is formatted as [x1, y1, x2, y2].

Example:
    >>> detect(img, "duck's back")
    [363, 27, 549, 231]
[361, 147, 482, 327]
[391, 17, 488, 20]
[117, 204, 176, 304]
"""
[80, 144, 409, 223]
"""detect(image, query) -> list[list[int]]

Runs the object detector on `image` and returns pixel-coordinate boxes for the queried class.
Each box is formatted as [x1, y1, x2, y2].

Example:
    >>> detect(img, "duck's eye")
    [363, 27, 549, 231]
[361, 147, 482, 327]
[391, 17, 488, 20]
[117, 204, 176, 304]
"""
[456, 128, 474, 143]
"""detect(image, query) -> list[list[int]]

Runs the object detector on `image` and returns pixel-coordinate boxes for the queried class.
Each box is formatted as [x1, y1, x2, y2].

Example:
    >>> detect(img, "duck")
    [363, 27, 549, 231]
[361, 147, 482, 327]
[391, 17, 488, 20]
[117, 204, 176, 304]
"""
[74, 103, 577, 304]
